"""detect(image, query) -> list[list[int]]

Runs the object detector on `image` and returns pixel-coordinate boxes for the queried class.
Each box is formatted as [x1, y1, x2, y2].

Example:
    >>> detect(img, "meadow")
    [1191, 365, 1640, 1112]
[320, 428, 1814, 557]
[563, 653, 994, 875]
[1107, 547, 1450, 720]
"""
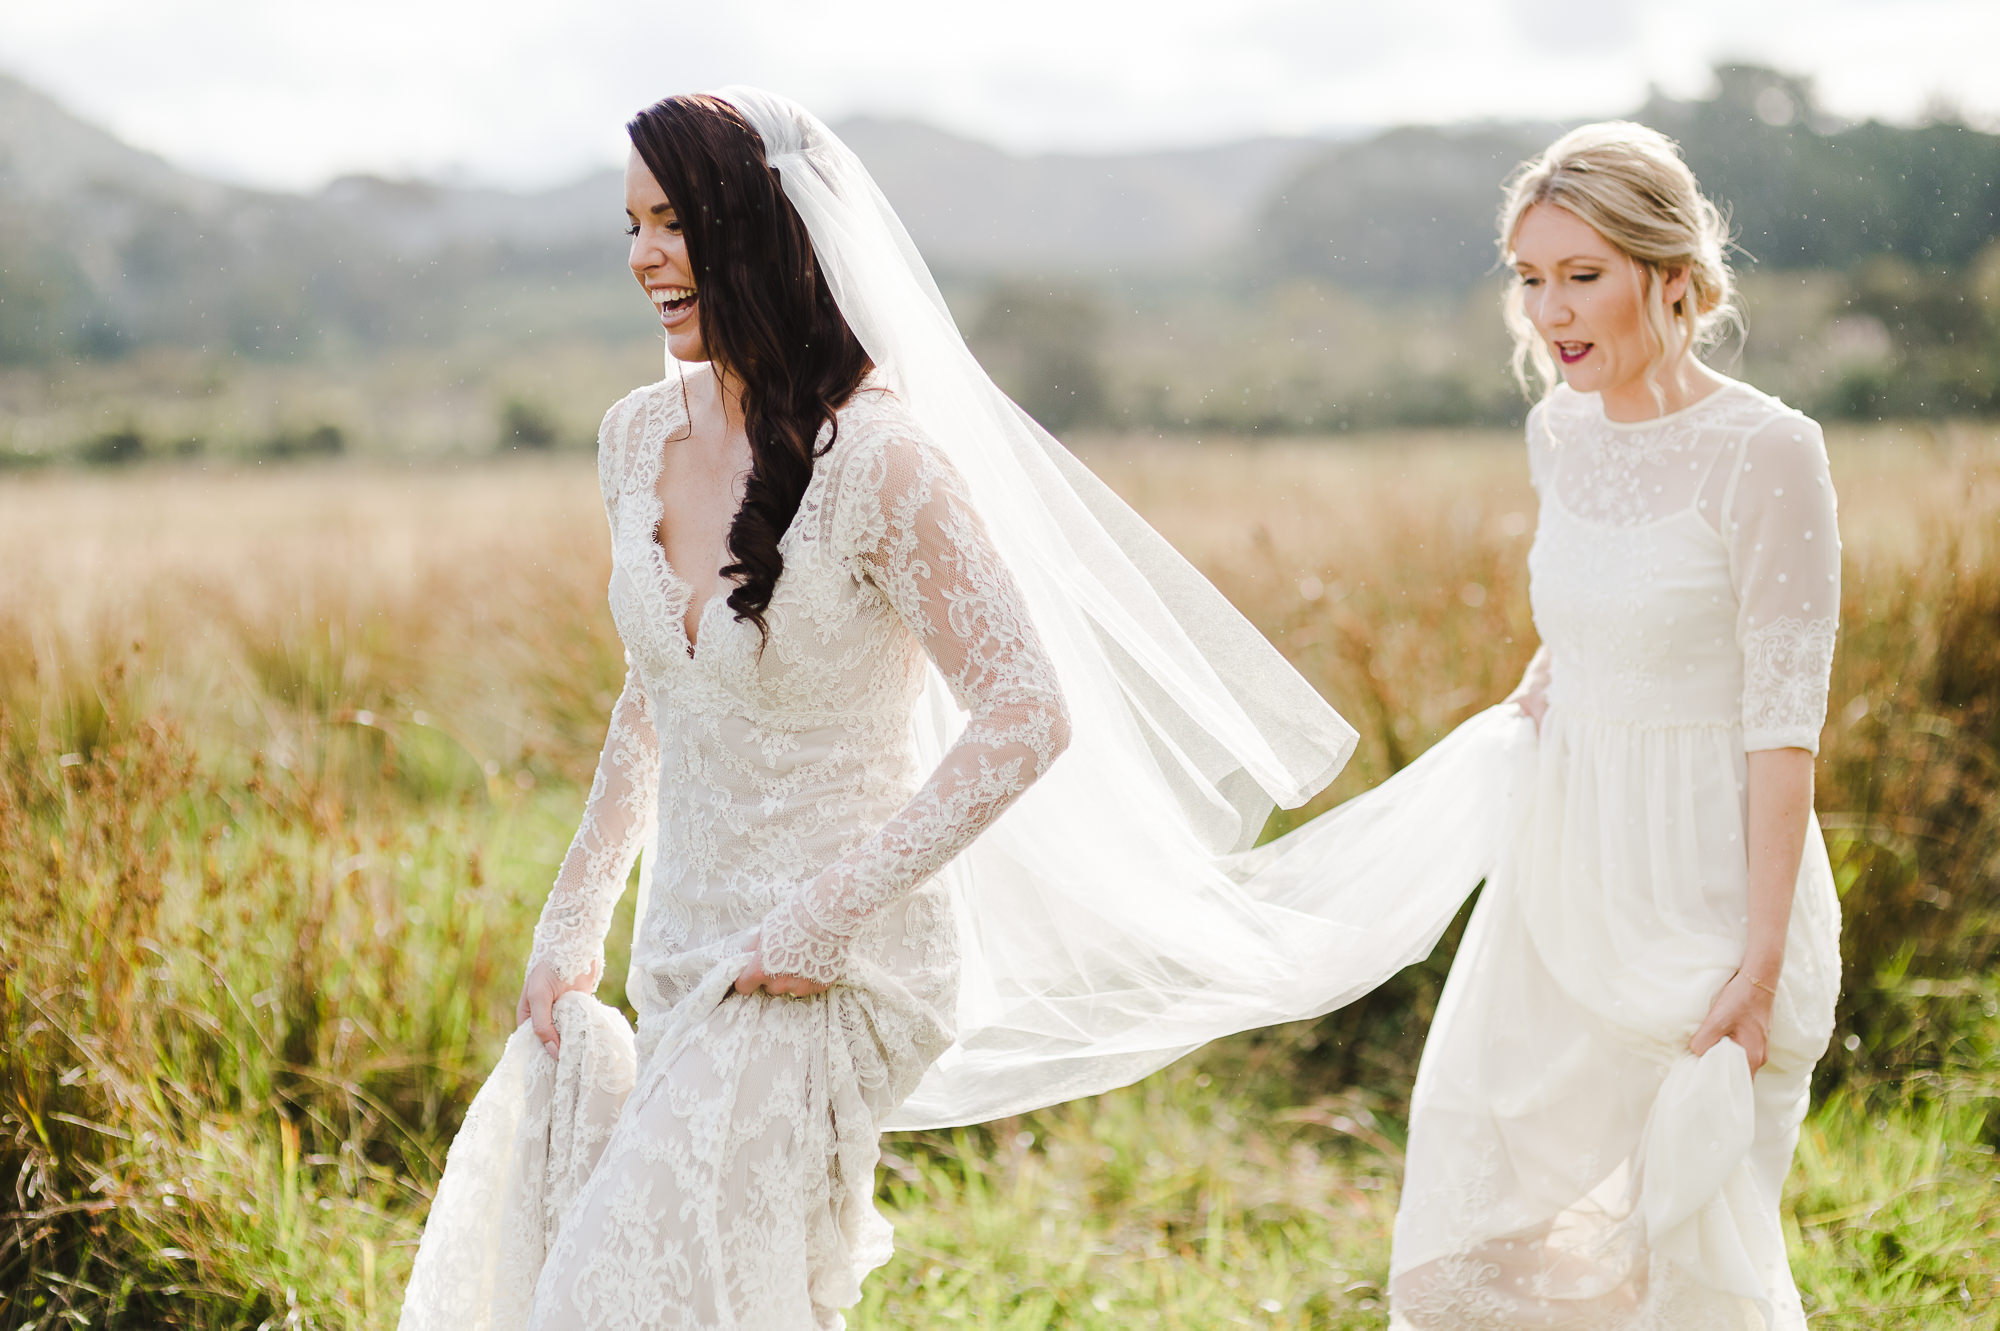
[2, 422, 1997, 1328]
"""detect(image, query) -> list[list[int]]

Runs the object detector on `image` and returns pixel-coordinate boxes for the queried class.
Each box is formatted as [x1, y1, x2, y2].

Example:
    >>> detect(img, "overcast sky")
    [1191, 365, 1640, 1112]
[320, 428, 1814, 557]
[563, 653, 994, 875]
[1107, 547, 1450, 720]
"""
[4, 0, 1995, 192]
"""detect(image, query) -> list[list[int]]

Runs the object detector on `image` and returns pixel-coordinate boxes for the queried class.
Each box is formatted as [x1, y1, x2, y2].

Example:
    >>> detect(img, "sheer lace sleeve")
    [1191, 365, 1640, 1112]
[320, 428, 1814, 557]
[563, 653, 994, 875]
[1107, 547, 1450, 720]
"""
[524, 396, 663, 984]
[1724, 412, 1841, 753]
[526, 667, 660, 983]
[756, 422, 1073, 984]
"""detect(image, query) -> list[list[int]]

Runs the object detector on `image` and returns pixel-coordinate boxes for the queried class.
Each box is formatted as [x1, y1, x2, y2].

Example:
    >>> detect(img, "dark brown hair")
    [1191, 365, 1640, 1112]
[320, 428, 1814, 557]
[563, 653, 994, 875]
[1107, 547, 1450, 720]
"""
[627, 94, 871, 642]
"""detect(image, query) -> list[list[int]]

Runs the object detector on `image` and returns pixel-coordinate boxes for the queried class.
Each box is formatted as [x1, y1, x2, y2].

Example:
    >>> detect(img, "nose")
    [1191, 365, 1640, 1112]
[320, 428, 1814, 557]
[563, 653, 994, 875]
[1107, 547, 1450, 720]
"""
[1536, 287, 1572, 331]
[630, 230, 665, 278]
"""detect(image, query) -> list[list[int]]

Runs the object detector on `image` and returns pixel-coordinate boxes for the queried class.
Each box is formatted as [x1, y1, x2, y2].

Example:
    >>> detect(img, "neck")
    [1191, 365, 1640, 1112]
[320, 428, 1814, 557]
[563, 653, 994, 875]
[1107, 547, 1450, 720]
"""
[1599, 352, 1723, 423]
[683, 359, 747, 435]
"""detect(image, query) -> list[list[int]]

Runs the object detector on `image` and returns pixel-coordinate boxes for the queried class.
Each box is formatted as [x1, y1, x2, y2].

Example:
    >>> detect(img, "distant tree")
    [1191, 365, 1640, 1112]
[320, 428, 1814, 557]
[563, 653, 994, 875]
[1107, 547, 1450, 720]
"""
[500, 398, 560, 451]
[969, 283, 1109, 433]
[1257, 124, 1549, 293]
[1258, 64, 2000, 292]
[258, 424, 345, 460]
[79, 428, 145, 466]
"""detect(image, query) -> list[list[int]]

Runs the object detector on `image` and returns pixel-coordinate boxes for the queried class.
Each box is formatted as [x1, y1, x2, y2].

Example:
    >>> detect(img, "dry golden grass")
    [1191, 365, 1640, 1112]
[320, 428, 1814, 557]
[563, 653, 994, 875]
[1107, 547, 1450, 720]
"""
[2, 421, 1997, 1327]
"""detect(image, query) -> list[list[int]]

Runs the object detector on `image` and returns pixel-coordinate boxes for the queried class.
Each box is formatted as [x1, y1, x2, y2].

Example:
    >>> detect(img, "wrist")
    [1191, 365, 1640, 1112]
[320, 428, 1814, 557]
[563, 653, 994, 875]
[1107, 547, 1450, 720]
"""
[1738, 954, 1783, 996]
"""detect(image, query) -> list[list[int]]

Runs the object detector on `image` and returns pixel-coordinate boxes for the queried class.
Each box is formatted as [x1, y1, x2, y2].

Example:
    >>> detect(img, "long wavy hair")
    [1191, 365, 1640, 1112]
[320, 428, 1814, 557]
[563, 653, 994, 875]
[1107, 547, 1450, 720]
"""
[627, 94, 871, 643]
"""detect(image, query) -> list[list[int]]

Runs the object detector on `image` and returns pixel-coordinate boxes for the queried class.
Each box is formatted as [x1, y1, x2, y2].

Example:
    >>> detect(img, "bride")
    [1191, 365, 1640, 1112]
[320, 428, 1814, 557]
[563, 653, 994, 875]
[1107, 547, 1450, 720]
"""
[397, 87, 1383, 1329]
[1385, 122, 1842, 1329]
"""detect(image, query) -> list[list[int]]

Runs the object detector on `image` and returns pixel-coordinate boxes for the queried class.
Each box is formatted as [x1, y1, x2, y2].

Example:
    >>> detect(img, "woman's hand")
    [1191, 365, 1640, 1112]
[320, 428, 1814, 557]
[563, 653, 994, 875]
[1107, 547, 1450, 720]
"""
[516, 958, 602, 1060]
[1690, 970, 1776, 1073]
[1507, 645, 1552, 733]
[733, 931, 830, 998]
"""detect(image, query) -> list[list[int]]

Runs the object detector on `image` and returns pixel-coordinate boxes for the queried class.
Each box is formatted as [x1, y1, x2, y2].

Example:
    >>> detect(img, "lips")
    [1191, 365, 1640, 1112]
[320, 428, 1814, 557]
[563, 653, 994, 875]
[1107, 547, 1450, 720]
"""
[651, 284, 698, 329]
[1556, 341, 1593, 365]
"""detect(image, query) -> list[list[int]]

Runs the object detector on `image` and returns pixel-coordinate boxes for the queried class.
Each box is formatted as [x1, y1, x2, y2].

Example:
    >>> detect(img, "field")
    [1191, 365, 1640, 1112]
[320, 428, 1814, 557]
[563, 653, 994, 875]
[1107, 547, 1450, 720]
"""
[3, 423, 1998, 1328]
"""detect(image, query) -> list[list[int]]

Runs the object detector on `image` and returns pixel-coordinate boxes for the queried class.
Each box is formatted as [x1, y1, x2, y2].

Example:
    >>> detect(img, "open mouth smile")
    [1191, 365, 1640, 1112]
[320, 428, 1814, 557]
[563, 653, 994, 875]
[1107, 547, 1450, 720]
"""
[1555, 340, 1593, 365]
[651, 284, 698, 328]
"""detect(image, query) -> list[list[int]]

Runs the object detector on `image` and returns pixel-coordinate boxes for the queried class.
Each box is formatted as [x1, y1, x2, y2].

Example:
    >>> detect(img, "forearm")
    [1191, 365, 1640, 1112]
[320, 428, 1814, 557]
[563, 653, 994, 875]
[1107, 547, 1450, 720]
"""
[1739, 746, 1815, 982]
[759, 696, 1069, 981]
[526, 672, 659, 983]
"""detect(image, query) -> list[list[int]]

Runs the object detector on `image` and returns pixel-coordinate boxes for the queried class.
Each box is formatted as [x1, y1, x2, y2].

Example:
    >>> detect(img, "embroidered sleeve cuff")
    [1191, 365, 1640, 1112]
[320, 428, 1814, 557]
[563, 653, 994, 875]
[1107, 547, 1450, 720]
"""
[757, 894, 851, 986]
[525, 919, 605, 987]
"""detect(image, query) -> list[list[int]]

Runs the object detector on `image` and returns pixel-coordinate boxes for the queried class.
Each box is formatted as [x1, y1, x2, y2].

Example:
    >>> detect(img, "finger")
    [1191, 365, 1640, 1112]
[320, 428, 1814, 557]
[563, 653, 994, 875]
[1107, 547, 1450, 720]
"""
[734, 959, 765, 996]
[516, 989, 531, 1027]
[1689, 1019, 1721, 1057]
[529, 986, 560, 1059]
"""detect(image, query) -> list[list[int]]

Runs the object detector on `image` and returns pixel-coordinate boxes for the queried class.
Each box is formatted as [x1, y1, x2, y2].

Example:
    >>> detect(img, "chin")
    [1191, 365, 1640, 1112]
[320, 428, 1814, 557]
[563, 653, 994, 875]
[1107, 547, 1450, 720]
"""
[666, 336, 708, 364]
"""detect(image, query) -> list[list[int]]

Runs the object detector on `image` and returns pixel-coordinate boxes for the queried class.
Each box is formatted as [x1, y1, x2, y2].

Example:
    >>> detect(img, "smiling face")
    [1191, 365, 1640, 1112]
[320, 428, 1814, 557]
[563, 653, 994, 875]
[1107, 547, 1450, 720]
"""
[625, 147, 706, 364]
[1510, 201, 1689, 414]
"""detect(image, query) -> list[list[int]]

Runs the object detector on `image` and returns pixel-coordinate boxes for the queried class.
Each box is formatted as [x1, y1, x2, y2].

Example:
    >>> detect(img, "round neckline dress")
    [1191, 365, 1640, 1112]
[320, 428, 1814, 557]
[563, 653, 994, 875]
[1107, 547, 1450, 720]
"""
[1388, 379, 1844, 1329]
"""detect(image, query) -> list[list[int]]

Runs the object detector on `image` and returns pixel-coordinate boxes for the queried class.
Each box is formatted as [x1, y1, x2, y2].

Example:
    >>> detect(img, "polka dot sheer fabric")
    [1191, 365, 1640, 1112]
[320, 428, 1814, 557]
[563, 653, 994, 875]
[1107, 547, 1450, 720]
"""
[1388, 381, 1843, 1330]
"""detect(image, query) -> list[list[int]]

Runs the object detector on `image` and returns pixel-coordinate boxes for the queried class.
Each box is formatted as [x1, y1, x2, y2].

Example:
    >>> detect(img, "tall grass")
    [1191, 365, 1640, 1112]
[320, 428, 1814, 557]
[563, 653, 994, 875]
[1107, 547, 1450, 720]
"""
[2, 426, 1997, 1327]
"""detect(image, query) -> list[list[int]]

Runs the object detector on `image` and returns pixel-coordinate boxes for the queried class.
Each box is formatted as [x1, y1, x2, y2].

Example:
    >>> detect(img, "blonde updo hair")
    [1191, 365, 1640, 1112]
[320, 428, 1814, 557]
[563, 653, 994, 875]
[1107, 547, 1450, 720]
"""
[1497, 121, 1739, 398]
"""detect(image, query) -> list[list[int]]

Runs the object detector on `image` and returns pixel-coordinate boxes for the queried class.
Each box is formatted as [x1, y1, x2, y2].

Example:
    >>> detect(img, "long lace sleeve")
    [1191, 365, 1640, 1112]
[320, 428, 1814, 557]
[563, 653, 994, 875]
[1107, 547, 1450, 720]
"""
[526, 666, 660, 983]
[756, 426, 1073, 984]
[524, 393, 662, 984]
[1725, 412, 1841, 753]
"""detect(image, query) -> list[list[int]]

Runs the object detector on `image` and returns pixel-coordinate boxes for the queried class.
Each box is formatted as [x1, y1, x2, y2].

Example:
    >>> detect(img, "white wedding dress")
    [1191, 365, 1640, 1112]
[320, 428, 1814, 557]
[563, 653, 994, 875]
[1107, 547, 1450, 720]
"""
[398, 371, 1070, 1330]
[1387, 380, 1843, 1329]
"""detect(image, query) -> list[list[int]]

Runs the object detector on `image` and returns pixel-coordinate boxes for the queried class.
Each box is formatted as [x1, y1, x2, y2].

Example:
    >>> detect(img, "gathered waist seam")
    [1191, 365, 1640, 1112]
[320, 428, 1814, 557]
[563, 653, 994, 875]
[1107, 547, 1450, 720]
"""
[1548, 705, 1737, 734]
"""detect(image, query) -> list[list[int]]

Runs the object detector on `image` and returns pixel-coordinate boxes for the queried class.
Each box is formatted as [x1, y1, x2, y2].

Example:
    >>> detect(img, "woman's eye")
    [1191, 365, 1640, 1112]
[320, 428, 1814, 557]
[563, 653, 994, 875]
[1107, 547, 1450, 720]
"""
[1573, 272, 1599, 283]
[1519, 276, 1541, 287]
[624, 222, 640, 238]
[665, 220, 682, 235]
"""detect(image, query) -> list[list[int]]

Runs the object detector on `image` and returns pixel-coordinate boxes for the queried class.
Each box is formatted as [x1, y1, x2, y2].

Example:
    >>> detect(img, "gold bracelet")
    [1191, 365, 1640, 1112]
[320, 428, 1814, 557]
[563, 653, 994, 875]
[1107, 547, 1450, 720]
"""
[1746, 975, 1779, 998]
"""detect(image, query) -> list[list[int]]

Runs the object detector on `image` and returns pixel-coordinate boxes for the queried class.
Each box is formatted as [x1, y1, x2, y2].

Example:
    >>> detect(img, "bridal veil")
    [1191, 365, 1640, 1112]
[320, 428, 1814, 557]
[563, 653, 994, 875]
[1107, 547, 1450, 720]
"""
[708, 87, 1526, 1128]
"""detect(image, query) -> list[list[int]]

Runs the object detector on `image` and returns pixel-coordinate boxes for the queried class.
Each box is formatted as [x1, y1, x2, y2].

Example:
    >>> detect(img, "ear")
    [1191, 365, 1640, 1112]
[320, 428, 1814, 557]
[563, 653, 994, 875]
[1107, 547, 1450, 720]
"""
[1659, 263, 1692, 311]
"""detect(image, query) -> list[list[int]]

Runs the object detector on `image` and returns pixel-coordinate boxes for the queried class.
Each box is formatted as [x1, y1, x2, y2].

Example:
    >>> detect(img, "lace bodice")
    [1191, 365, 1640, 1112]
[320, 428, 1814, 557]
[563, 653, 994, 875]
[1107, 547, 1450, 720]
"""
[1525, 381, 1840, 752]
[526, 369, 1070, 988]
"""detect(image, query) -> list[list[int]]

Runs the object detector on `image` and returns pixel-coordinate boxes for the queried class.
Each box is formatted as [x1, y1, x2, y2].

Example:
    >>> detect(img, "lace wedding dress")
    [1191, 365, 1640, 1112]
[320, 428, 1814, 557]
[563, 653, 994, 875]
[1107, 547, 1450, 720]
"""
[398, 370, 1070, 1330]
[1387, 380, 1843, 1329]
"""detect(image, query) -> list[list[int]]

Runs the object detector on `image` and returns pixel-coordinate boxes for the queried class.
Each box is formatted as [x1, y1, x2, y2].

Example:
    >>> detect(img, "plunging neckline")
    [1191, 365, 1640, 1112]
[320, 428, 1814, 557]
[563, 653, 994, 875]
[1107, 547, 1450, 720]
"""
[650, 545, 725, 657]
[647, 369, 744, 657]
[640, 367, 865, 658]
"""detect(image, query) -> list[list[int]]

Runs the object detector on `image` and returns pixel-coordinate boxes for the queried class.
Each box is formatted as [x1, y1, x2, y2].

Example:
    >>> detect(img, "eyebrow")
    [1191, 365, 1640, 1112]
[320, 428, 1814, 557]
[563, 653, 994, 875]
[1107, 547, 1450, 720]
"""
[1514, 254, 1606, 269]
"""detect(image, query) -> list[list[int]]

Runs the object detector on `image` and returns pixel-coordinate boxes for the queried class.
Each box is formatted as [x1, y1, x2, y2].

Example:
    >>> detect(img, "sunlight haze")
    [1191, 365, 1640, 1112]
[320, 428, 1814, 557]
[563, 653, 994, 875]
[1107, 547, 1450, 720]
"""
[1, 0, 1994, 190]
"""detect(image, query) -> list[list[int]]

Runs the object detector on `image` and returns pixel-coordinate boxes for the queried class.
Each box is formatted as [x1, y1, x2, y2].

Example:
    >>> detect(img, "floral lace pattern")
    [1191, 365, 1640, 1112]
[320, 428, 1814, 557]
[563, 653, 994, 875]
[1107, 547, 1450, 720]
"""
[526, 675, 659, 983]
[401, 369, 1068, 1330]
[1741, 616, 1838, 753]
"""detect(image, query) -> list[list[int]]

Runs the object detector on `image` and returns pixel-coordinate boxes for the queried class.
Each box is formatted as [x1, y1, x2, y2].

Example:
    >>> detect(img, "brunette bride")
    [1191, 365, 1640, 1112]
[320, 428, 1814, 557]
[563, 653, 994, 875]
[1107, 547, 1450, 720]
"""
[395, 87, 1393, 1330]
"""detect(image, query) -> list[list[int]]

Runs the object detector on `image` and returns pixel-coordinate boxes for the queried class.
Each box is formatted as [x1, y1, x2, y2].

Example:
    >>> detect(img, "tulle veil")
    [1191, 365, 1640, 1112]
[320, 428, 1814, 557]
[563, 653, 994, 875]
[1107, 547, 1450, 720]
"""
[708, 87, 1531, 1129]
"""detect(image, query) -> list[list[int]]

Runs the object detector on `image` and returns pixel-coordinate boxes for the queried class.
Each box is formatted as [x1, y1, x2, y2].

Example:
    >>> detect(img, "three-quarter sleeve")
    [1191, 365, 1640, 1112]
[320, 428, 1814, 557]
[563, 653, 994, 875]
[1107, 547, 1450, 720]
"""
[1725, 413, 1841, 753]
[755, 426, 1073, 984]
[523, 394, 662, 983]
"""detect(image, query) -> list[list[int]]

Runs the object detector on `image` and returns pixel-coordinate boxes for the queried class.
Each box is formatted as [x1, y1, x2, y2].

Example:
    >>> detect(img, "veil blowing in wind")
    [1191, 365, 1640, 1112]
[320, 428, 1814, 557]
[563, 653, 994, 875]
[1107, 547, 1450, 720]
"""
[400, 86, 1527, 1329]
[707, 87, 1523, 1129]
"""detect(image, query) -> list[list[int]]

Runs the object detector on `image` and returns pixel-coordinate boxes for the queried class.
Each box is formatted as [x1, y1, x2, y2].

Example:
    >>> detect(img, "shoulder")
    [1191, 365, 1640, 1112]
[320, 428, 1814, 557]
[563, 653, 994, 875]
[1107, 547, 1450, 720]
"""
[1728, 385, 1830, 478]
[1529, 384, 1591, 446]
[595, 374, 685, 500]
[1718, 385, 1836, 531]
[830, 379, 926, 453]
[825, 380, 956, 497]
[1524, 386, 1579, 485]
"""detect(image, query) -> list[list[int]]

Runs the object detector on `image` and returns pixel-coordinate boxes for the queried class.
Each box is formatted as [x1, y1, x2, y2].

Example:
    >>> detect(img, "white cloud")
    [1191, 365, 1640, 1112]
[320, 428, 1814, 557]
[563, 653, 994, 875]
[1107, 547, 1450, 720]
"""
[0, 0, 1992, 190]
